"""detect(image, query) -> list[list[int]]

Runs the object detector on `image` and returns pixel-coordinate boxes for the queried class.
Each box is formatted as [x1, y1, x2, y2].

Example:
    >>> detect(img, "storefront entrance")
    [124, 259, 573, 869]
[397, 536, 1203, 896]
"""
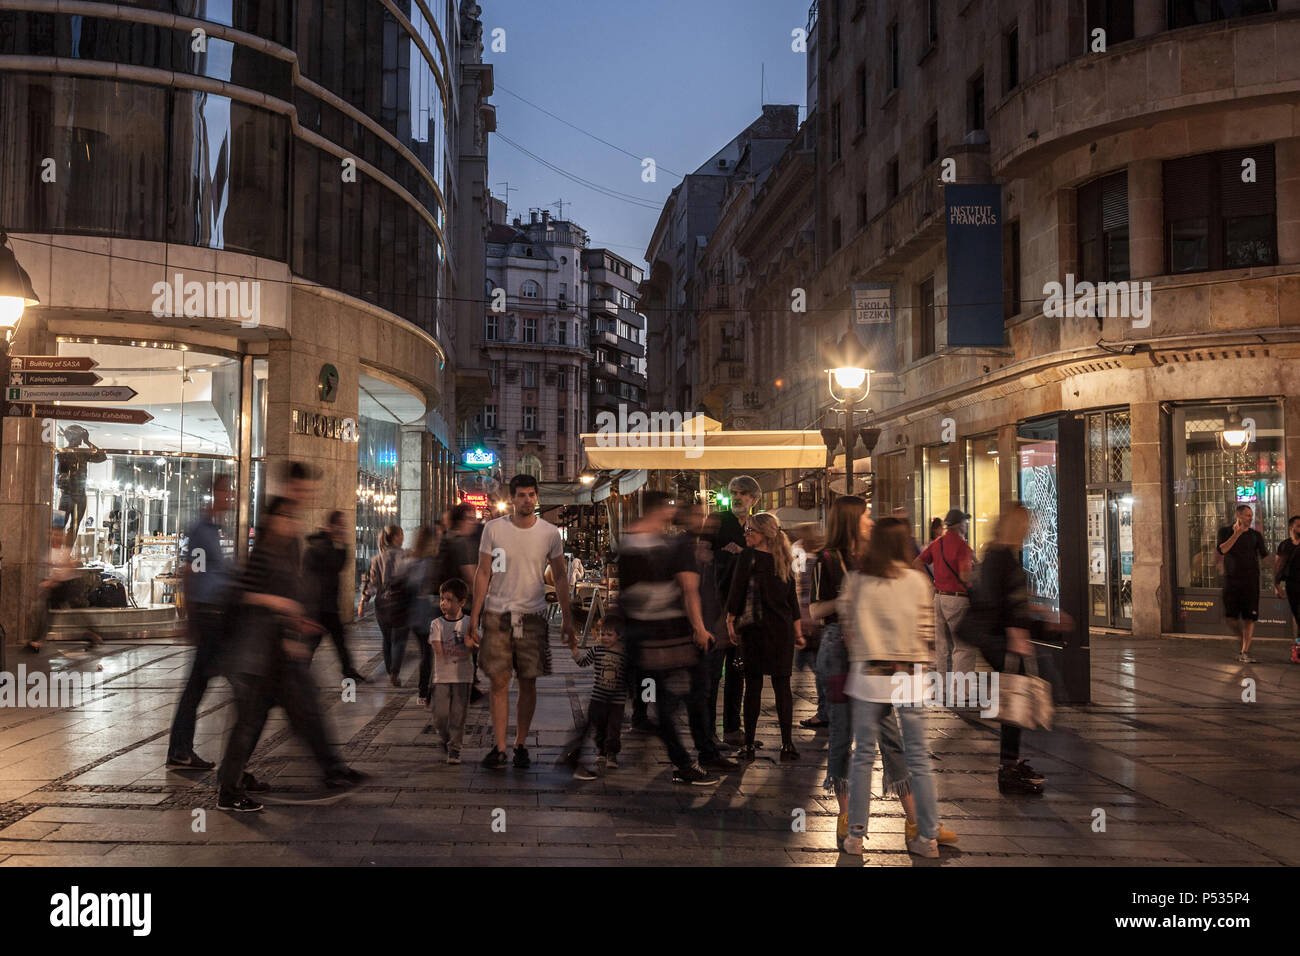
[1085, 409, 1133, 629]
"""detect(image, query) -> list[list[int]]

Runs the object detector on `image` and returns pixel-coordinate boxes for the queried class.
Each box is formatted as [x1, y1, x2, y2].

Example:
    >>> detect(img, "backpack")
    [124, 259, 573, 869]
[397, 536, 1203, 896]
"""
[375, 552, 410, 625]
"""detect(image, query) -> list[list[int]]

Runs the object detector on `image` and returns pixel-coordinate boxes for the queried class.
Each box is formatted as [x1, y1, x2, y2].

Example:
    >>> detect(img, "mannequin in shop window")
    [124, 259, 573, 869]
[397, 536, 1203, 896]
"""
[55, 425, 106, 553]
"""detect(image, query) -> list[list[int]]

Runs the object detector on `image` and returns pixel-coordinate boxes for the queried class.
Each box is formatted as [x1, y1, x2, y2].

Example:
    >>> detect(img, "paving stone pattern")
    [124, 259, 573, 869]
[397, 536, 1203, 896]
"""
[0, 624, 1297, 866]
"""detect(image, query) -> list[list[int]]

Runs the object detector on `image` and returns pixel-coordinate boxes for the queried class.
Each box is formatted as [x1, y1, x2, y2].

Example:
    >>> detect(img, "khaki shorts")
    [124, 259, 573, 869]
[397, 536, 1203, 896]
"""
[479, 610, 550, 680]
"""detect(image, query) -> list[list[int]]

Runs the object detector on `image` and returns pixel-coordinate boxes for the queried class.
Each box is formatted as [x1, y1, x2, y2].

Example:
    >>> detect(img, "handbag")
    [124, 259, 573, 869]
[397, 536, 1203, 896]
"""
[996, 651, 1053, 730]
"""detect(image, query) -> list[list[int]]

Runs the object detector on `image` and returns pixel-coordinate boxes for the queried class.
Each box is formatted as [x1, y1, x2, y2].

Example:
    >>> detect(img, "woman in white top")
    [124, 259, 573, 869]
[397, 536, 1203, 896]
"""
[838, 516, 948, 859]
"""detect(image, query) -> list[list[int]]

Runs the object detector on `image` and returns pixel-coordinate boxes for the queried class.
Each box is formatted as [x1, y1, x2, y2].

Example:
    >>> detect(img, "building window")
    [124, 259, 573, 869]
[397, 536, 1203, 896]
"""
[1086, 0, 1134, 47]
[557, 408, 565, 435]
[1004, 25, 1020, 93]
[916, 276, 936, 359]
[888, 21, 900, 90]
[485, 314, 498, 340]
[558, 369, 567, 390]
[1164, 145, 1277, 274]
[557, 454, 566, 478]
[967, 71, 985, 133]
[1005, 219, 1022, 319]
[966, 434, 1001, 554]
[558, 322, 567, 345]
[523, 406, 537, 431]
[925, 115, 939, 165]
[484, 404, 497, 429]
[520, 279, 540, 298]
[523, 363, 537, 388]
[1168, 0, 1274, 30]
[1078, 171, 1131, 283]
[489, 360, 500, 386]
[857, 191, 868, 229]
[831, 100, 842, 162]
[887, 157, 899, 199]
[523, 317, 537, 343]
[856, 65, 868, 129]
[518, 454, 542, 479]
[831, 216, 842, 251]
[1171, 401, 1285, 598]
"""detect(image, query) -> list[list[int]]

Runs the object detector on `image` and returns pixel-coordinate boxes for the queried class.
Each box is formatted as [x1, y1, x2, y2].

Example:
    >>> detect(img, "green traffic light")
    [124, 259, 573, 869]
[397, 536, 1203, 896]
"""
[716, 493, 730, 508]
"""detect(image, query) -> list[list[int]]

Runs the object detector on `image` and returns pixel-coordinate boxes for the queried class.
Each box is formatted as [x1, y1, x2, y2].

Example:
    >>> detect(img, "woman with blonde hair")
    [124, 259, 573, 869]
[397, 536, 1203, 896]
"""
[726, 511, 804, 760]
[358, 524, 408, 686]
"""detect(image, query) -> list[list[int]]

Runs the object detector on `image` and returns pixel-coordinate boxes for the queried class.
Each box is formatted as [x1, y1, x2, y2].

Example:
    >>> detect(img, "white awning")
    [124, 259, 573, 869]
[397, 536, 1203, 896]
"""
[590, 469, 648, 502]
[582, 429, 828, 471]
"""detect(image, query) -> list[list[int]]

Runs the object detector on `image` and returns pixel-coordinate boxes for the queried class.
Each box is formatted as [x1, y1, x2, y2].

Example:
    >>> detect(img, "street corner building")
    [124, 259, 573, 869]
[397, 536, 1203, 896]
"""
[643, 1, 1300, 653]
[0, 1, 496, 647]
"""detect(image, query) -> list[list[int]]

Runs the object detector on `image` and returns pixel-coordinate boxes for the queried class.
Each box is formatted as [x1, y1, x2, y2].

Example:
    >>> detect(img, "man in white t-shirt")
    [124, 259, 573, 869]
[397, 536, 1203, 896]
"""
[466, 474, 575, 769]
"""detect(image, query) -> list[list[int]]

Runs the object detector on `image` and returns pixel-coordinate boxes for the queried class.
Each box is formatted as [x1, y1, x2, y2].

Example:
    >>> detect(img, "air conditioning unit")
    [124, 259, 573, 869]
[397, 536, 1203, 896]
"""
[557, 297, 569, 311]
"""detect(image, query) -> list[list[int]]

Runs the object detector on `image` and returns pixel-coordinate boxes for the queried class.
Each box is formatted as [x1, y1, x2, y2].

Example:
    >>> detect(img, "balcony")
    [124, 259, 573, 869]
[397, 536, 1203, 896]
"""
[517, 429, 545, 444]
[590, 297, 618, 316]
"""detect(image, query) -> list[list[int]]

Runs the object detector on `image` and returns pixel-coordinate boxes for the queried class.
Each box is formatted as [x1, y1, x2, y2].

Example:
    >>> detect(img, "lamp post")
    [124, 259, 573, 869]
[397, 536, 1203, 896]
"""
[824, 332, 877, 499]
[0, 231, 40, 668]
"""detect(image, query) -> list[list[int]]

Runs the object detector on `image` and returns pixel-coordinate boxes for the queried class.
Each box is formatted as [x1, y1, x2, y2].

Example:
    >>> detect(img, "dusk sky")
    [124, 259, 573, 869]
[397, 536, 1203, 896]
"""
[484, 0, 811, 267]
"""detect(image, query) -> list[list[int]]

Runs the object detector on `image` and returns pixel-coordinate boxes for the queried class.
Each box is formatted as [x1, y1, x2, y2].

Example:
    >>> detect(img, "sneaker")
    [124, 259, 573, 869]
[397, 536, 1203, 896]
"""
[799, 716, 829, 729]
[998, 764, 1043, 795]
[906, 835, 940, 858]
[700, 753, 740, 771]
[672, 763, 721, 786]
[242, 772, 270, 794]
[837, 813, 849, 842]
[217, 794, 263, 813]
[1013, 760, 1046, 784]
[480, 747, 508, 770]
[573, 764, 599, 781]
[447, 749, 461, 765]
[736, 745, 756, 761]
[513, 745, 531, 769]
[166, 752, 215, 771]
[907, 822, 959, 846]
[1237, 652, 1257, 663]
[841, 834, 864, 856]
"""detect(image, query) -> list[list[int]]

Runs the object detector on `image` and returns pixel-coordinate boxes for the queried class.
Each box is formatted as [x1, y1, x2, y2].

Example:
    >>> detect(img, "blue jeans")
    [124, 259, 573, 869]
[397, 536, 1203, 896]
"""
[817, 623, 852, 789]
[847, 700, 938, 841]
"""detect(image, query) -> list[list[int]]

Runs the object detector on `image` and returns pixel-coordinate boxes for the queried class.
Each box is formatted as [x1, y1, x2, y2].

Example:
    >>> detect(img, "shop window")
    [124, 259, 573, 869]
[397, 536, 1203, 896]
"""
[922, 445, 952, 535]
[965, 434, 1001, 554]
[1172, 401, 1285, 592]
[1164, 145, 1277, 274]
[49, 340, 240, 608]
[1078, 170, 1130, 282]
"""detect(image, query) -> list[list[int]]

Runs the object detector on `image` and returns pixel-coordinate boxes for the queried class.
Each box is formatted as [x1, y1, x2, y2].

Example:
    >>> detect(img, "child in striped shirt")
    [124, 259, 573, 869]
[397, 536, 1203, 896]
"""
[565, 618, 627, 779]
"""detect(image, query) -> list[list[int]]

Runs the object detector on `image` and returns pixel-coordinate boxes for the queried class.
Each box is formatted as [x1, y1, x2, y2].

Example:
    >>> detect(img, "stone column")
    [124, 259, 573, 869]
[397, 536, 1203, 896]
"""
[0, 411, 57, 652]
[1276, 138, 1300, 266]
[1128, 159, 1164, 278]
[1286, 396, 1300, 535]
[997, 423, 1019, 510]
[1129, 401, 1168, 637]
[399, 424, 425, 533]
[1133, 0, 1165, 37]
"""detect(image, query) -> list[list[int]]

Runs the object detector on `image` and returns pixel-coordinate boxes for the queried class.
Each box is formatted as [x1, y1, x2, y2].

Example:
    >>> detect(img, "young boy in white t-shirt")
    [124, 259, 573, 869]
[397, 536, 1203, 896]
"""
[429, 578, 474, 764]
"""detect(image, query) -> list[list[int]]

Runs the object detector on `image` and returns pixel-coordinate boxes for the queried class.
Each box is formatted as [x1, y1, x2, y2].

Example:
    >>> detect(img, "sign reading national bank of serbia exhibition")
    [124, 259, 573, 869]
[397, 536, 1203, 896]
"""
[944, 184, 1005, 348]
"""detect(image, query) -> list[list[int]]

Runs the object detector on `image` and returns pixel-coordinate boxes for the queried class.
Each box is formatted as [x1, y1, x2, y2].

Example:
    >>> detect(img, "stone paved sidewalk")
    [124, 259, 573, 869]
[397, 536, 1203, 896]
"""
[0, 623, 1297, 866]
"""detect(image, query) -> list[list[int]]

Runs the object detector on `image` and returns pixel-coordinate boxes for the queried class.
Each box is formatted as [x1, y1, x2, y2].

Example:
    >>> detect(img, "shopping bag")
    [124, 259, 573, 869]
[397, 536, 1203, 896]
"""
[997, 652, 1053, 730]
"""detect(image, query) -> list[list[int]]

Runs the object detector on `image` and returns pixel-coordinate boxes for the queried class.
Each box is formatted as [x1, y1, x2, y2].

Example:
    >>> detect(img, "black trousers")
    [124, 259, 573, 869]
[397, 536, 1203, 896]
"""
[309, 611, 356, 677]
[721, 647, 745, 734]
[218, 656, 345, 797]
[589, 698, 625, 756]
[168, 602, 225, 759]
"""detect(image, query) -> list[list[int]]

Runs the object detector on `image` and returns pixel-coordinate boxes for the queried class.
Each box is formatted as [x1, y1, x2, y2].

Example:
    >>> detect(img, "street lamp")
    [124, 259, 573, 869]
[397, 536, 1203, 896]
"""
[1220, 408, 1250, 451]
[0, 232, 38, 669]
[824, 332, 875, 498]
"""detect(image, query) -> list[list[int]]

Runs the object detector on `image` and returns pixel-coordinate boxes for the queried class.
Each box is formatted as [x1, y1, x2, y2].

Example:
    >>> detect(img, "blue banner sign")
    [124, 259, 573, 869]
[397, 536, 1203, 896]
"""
[944, 184, 1005, 348]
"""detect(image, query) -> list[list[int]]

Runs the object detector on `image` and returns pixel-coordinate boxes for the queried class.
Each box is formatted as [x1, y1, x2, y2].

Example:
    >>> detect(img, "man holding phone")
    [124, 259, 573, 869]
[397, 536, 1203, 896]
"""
[1218, 504, 1269, 663]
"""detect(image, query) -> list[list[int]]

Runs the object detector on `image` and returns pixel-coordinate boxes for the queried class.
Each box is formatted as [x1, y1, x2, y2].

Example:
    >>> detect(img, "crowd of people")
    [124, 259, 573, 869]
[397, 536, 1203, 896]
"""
[142, 462, 1297, 856]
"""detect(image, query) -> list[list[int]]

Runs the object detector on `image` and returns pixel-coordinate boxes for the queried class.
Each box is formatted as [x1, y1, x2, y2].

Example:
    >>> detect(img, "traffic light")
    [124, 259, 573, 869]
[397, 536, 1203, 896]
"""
[715, 492, 730, 509]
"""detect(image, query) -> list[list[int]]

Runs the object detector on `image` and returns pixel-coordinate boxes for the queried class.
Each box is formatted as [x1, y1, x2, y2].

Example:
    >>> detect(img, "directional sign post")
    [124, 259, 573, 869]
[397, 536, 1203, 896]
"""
[6, 385, 137, 403]
[8, 356, 98, 372]
[8, 371, 103, 387]
[5, 403, 154, 425]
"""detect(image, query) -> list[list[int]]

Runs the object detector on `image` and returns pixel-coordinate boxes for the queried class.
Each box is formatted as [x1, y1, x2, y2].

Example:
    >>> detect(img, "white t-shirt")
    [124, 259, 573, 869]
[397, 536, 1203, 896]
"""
[480, 515, 564, 615]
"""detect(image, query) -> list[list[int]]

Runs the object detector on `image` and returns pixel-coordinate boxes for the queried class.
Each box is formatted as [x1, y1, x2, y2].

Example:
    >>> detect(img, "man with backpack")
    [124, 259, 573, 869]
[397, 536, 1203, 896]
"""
[914, 508, 976, 704]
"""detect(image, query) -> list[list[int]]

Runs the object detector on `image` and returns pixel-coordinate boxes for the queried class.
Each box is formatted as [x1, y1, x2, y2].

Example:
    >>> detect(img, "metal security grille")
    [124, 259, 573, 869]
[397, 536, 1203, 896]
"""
[1108, 410, 1132, 482]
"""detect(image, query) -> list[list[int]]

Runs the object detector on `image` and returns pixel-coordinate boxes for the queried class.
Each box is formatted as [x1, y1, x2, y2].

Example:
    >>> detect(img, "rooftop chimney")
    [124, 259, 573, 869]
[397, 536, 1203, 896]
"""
[541, 209, 550, 224]
[530, 210, 539, 224]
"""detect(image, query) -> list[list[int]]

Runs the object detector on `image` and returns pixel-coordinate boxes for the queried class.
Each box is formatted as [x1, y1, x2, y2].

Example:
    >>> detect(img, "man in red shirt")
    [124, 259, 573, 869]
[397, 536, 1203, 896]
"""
[914, 509, 976, 701]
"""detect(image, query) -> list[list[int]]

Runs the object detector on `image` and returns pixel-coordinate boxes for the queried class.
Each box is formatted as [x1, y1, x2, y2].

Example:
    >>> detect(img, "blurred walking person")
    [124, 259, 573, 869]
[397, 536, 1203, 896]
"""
[358, 525, 408, 686]
[217, 496, 364, 812]
[726, 512, 803, 761]
[166, 474, 235, 769]
[616, 492, 719, 785]
[403, 525, 440, 705]
[302, 510, 363, 683]
[438, 504, 485, 699]
[1274, 514, 1300, 664]
[839, 517, 953, 858]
